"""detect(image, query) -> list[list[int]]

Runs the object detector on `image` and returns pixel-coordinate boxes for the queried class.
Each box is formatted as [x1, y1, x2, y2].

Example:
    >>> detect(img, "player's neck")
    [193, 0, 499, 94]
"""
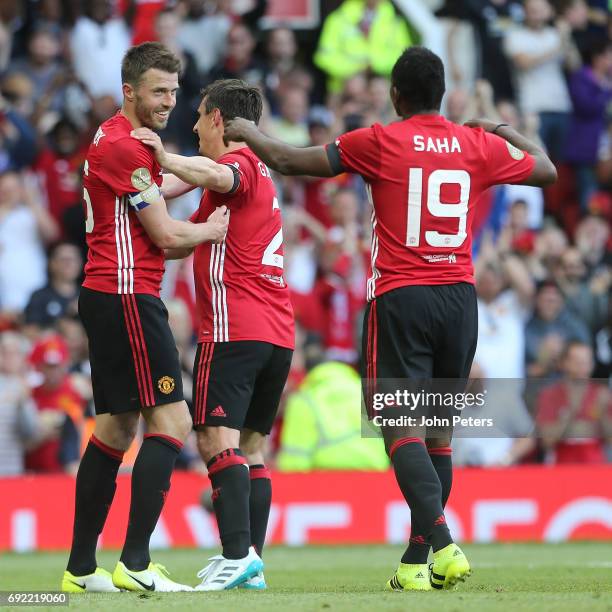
[119, 106, 144, 129]
[211, 141, 248, 161]
[399, 109, 440, 120]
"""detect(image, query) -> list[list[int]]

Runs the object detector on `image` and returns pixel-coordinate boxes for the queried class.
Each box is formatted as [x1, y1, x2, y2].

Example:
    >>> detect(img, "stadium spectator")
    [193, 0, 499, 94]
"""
[0, 331, 40, 476]
[24, 242, 82, 332]
[33, 117, 87, 229]
[314, 0, 412, 94]
[69, 0, 130, 103]
[0, 91, 37, 172]
[317, 188, 368, 364]
[0, 171, 59, 320]
[525, 280, 590, 377]
[262, 27, 302, 115]
[177, 0, 231, 76]
[555, 246, 609, 332]
[474, 238, 535, 378]
[564, 37, 612, 210]
[205, 22, 264, 87]
[6, 25, 65, 115]
[277, 361, 388, 471]
[268, 86, 309, 146]
[574, 214, 611, 272]
[536, 340, 612, 463]
[593, 299, 612, 379]
[452, 370, 536, 467]
[25, 334, 84, 474]
[504, 0, 577, 159]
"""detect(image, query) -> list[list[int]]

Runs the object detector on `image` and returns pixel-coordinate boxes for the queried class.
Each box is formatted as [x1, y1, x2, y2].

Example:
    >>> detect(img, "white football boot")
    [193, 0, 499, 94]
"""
[195, 546, 263, 591]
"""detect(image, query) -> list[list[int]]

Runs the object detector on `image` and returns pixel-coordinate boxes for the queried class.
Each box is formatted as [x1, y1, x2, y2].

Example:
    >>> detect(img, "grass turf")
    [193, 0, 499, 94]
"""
[0, 543, 611, 611]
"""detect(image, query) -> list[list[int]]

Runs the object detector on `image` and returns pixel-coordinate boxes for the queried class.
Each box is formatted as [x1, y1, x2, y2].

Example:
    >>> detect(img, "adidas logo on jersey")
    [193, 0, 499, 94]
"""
[210, 405, 226, 418]
[415, 572, 425, 579]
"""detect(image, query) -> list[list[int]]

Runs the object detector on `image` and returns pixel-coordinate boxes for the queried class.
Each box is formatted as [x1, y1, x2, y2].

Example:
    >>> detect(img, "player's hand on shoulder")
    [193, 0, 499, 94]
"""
[131, 128, 167, 165]
[206, 205, 229, 243]
[464, 118, 499, 133]
[223, 117, 256, 145]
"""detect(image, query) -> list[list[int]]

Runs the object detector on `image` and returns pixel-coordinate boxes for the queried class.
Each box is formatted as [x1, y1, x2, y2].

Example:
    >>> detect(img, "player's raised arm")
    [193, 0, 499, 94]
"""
[132, 128, 238, 192]
[223, 117, 338, 177]
[464, 118, 557, 187]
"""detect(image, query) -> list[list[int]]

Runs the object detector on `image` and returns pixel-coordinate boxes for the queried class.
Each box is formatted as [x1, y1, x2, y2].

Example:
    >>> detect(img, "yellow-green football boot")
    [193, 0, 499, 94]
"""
[61, 567, 119, 592]
[430, 543, 471, 589]
[386, 563, 432, 591]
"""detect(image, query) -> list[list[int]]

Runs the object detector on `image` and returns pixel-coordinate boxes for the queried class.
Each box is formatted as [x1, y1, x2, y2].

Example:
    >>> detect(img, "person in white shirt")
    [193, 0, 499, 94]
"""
[504, 0, 579, 160]
[69, 0, 130, 104]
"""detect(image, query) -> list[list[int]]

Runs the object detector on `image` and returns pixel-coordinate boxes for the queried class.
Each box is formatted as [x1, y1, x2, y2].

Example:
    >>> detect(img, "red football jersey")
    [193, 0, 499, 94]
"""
[190, 147, 295, 349]
[328, 115, 535, 300]
[82, 112, 164, 296]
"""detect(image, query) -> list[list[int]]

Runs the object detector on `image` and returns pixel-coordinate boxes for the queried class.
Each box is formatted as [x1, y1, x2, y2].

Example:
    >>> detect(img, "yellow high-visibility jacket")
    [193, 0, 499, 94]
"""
[314, 0, 413, 93]
[277, 362, 389, 471]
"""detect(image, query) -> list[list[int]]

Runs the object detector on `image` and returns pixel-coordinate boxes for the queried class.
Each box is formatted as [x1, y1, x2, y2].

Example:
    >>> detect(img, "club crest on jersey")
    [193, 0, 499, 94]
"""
[414, 135, 461, 154]
[131, 167, 152, 190]
[506, 141, 525, 160]
[157, 376, 175, 394]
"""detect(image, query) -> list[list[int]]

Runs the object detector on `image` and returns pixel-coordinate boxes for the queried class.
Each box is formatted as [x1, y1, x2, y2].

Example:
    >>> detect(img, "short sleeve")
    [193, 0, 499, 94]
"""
[327, 126, 382, 182]
[207, 156, 251, 209]
[96, 138, 161, 197]
[484, 132, 535, 187]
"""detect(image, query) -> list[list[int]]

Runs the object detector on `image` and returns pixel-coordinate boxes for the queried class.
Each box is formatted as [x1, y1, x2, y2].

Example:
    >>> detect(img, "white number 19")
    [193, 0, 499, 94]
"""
[406, 168, 470, 248]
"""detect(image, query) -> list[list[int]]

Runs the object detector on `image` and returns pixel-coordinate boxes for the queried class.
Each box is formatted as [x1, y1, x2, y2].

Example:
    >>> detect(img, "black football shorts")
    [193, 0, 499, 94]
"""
[361, 282, 478, 419]
[79, 286, 184, 414]
[192, 340, 293, 434]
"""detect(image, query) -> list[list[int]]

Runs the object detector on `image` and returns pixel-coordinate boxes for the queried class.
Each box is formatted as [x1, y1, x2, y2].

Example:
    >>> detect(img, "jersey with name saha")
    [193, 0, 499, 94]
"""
[328, 114, 535, 300]
[190, 147, 295, 349]
[82, 112, 165, 296]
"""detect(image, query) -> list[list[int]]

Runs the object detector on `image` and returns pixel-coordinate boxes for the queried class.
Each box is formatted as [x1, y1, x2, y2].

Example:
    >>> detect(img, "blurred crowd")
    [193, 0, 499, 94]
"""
[0, 0, 610, 477]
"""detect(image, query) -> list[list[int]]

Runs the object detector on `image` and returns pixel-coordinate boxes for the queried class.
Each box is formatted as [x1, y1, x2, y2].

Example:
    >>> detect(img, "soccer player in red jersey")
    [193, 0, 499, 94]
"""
[132, 79, 294, 590]
[224, 47, 557, 591]
[62, 42, 229, 594]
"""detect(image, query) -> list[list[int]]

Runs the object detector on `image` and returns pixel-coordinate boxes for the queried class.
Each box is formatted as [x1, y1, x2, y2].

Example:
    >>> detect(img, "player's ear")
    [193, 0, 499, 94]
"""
[123, 82, 135, 102]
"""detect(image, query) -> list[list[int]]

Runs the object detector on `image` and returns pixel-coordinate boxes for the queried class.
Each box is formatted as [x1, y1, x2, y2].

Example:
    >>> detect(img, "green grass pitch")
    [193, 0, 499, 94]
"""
[1, 543, 611, 611]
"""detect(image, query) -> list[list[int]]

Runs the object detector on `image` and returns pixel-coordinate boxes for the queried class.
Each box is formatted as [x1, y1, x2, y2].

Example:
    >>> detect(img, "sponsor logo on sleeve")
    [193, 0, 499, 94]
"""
[506, 141, 525, 161]
[131, 167, 153, 190]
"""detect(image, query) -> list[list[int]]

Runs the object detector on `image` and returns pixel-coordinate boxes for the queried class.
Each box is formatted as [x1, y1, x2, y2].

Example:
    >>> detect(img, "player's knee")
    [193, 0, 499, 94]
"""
[426, 436, 452, 450]
[145, 400, 192, 442]
[196, 426, 238, 463]
[94, 417, 138, 452]
[240, 429, 266, 461]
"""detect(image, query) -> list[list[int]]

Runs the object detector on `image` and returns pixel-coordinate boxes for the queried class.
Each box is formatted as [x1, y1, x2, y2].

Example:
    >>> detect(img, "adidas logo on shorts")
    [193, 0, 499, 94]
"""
[210, 405, 227, 418]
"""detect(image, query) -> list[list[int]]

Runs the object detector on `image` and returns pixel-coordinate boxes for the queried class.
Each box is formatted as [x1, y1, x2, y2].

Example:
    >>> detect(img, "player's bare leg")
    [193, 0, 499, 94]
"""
[118, 400, 191, 569]
[193, 425, 263, 590]
[63, 412, 139, 592]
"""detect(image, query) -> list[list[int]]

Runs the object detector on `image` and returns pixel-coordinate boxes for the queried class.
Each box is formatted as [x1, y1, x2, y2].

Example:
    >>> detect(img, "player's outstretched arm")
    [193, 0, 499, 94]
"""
[133, 182, 228, 248]
[224, 118, 337, 177]
[132, 128, 235, 193]
[464, 119, 557, 187]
